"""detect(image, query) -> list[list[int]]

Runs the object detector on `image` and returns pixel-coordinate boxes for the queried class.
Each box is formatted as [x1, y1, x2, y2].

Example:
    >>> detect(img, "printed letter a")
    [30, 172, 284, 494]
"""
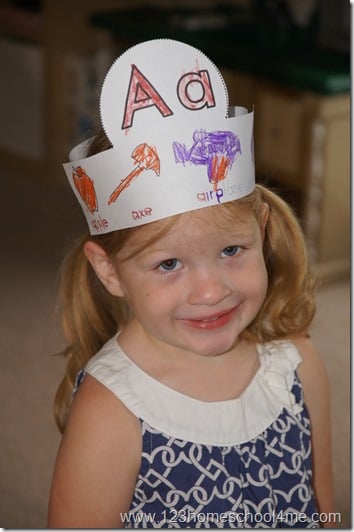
[122, 65, 173, 129]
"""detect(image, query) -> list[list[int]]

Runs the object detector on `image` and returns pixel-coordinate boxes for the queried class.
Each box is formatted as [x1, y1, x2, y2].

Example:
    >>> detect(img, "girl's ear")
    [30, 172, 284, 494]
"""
[83, 241, 124, 297]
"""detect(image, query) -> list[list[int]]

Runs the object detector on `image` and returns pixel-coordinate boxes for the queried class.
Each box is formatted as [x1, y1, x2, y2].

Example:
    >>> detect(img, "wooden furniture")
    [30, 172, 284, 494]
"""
[0, 0, 143, 182]
[222, 69, 350, 281]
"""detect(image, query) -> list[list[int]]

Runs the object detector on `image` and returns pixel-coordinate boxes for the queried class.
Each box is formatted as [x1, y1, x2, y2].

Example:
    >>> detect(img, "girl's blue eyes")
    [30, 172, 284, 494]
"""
[158, 246, 240, 272]
[221, 245, 239, 257]
[159, 259, 180, 271]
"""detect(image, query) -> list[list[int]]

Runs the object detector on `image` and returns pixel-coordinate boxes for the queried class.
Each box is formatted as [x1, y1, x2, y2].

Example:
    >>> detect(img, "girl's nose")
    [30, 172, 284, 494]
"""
[187, 267, 232, 306]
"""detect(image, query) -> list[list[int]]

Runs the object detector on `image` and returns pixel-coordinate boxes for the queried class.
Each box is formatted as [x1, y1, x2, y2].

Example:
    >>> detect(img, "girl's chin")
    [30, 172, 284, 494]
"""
[167, 332, 241, 360]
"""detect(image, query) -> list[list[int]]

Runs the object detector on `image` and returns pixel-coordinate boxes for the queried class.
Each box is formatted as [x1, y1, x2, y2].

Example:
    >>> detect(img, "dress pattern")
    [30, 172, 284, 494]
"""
[82, 336, 319, 528]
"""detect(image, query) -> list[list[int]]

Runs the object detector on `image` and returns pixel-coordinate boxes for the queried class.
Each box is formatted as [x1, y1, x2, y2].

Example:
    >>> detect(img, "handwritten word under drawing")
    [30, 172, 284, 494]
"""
[91, 215, 109, 233]
[72, 165, 98, 213]
[173, 130, 241, 190]
[108, 143, 160, 205]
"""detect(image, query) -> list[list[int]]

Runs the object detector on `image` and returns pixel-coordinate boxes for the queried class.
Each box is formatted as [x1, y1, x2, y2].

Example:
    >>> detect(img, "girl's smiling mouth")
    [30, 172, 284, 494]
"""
[178, 306, 240, 330]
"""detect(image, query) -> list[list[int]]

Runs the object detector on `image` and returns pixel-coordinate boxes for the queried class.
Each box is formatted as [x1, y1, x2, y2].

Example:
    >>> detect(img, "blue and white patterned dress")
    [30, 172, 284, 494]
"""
[81, 336, 318, 528]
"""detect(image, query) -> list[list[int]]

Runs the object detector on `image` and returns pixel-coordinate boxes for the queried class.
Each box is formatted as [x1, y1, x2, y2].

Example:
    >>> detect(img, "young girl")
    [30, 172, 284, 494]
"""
[48, 40, 334, 528]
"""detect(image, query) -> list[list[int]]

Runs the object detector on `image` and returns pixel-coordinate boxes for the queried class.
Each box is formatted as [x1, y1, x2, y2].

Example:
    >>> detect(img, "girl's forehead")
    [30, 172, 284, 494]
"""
[121, 203, 257, 253]
[155, 203, 253, 232]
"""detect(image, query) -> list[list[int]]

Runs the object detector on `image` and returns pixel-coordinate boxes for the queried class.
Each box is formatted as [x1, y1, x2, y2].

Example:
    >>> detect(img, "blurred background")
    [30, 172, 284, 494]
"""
[0, 0, 350, 527]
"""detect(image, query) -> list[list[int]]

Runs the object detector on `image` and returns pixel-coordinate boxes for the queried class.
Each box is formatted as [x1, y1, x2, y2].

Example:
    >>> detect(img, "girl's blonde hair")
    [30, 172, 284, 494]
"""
[54, 133, 315, 432]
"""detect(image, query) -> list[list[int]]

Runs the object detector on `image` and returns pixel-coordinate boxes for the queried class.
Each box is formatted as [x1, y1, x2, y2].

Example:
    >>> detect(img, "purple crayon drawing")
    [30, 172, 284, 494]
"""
[173, 130, 241, 190]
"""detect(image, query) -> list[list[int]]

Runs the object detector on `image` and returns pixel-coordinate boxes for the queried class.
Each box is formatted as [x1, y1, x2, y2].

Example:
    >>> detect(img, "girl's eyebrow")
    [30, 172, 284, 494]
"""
[143, 227, 257, 253]
[224, 227, 256, 239]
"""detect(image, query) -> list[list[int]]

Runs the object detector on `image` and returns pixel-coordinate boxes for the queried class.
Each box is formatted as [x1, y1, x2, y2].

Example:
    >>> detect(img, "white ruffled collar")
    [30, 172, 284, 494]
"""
[85, 336, 303, 446]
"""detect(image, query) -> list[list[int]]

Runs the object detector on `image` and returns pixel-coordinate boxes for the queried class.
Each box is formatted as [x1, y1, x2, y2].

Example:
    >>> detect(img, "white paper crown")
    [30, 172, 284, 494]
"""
[63, 39, 255, 235]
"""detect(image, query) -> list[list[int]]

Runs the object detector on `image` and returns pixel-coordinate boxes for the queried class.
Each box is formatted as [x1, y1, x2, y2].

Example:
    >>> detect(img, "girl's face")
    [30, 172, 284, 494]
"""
[108, 203, 269, 360]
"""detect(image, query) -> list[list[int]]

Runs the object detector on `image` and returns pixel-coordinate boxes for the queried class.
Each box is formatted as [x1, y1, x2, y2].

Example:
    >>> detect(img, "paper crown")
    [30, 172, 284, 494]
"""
[63, 39, 255, 235]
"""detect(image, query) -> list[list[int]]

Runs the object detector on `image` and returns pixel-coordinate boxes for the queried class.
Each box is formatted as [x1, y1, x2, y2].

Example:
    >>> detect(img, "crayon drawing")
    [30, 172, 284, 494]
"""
[72, 166, 98, 213]
[108, 143, 160, 204]
[173, 130, 241, 190]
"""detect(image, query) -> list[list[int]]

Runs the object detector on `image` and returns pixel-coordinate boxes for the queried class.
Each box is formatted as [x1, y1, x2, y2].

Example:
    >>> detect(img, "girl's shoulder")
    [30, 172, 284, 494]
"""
[291, 334, 329, 387]
[257, 334, 327, 385]
[64, 371, 142, 479]
[48, 372, 142, 527]
[290, 336, 334, 517]
[257, 335, 330, 420]
[290, 334, 330, 415]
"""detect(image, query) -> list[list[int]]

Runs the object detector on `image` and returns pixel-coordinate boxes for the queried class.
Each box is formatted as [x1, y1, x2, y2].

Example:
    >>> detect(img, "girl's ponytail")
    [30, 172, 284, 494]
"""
[54, 235, 130, 432]
[248, 184, 316, 342]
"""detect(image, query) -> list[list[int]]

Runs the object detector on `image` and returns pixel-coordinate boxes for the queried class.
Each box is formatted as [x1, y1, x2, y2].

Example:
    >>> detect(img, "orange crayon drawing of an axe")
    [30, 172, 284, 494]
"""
[108, 143, 160, 205]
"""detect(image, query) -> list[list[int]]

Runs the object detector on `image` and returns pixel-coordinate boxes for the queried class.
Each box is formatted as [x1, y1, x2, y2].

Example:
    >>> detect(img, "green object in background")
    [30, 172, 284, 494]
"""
[90, 7, 349, 95]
